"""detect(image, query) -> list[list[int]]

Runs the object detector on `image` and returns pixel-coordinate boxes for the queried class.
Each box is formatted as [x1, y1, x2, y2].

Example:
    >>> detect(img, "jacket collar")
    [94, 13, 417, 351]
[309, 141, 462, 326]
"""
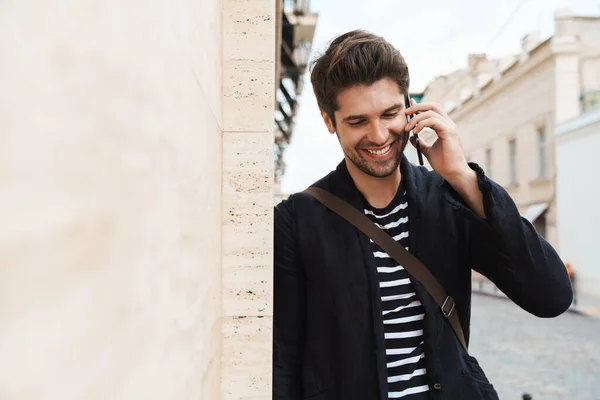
[322, 155, 424, 212]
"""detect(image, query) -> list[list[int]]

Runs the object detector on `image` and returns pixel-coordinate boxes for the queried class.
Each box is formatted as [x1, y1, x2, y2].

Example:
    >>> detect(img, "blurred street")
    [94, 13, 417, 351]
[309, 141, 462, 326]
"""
[470, 293, 600, 400]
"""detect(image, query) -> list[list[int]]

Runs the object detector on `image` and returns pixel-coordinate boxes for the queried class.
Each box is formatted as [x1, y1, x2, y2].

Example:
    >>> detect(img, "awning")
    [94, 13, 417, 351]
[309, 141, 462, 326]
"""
[522, 202, 549, 223]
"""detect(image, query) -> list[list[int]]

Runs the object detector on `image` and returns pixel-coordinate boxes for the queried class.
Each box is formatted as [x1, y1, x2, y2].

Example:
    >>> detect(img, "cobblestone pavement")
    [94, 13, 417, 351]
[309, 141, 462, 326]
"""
[469, 293, 600, 400]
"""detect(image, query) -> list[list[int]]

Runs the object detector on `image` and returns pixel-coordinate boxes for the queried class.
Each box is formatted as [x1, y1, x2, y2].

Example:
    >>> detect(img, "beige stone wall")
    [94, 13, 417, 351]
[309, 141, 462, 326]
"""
[0, 0, 274, 399]
[220, 0, 275, 398]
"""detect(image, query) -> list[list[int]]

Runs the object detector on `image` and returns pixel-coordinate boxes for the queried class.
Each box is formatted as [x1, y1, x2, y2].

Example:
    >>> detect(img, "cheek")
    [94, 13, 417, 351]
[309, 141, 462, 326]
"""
[338, 128, 363, 149]
[388, 116, 408, 132]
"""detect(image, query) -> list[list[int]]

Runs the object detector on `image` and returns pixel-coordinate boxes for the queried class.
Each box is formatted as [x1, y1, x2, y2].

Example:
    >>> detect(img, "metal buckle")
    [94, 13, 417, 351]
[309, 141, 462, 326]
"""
[441, 296, 455, 318]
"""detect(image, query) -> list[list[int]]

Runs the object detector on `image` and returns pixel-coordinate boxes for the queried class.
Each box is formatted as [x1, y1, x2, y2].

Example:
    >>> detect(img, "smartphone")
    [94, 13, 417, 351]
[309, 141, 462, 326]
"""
[405, 93, 424, 166]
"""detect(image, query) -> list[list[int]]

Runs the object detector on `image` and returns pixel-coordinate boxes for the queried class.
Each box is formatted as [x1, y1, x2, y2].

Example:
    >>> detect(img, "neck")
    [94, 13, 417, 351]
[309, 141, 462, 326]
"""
[345, 159, 401, 209]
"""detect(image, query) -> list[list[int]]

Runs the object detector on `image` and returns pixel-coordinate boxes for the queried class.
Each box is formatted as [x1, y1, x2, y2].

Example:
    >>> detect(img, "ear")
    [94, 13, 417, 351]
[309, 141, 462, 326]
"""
[320, 110, 336, 134]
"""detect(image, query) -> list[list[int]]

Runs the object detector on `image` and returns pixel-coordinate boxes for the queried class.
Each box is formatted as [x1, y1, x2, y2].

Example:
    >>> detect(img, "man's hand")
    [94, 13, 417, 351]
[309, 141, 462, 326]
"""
[404, 100, 470, 181]
[404, 100, 486, 218]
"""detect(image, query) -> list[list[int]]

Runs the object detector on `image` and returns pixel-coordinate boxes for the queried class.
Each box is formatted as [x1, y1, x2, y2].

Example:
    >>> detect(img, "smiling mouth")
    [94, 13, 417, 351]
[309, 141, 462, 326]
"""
[364, 142, 393, 156]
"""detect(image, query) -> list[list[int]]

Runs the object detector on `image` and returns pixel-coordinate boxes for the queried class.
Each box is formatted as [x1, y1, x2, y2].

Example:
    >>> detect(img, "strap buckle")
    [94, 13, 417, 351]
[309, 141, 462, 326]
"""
[441, 296, 455, 318]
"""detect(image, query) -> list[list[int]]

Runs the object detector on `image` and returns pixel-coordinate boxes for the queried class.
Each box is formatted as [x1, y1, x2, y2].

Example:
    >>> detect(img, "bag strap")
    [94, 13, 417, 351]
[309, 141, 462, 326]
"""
[303, 186, 468, 352]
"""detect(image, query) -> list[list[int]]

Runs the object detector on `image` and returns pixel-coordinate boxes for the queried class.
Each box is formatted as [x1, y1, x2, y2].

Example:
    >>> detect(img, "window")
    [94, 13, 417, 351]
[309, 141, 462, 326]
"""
[485, 148, 492, 178]
[509, 139, 517, 185]
[538, 126, 547, 179]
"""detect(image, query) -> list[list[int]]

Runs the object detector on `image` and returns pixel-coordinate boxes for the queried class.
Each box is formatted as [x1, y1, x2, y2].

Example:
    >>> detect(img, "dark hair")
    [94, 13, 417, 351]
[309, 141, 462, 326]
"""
[309, 30, 410, 126]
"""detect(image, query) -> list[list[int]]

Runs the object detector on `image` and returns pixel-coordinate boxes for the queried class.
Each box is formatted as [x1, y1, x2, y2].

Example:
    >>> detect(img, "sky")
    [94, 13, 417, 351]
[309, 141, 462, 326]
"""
[280, 0, 600, 193]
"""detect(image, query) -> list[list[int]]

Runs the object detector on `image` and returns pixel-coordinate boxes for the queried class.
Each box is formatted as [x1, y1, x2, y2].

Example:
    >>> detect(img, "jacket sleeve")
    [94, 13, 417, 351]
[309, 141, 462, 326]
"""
[462, 163, 573, 318]
[273, 196, 305, 399]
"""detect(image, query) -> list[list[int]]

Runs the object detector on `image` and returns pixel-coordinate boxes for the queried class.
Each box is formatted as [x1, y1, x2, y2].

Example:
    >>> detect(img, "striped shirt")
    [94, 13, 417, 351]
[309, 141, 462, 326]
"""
[363, 185, 429, 399]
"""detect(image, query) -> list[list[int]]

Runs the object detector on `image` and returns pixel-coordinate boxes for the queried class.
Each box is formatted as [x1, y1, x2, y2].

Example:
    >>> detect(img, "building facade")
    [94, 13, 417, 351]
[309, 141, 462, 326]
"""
[0, 0, 316, 398]
[415, 10, 600, 250]
[555, 109, 600, 300]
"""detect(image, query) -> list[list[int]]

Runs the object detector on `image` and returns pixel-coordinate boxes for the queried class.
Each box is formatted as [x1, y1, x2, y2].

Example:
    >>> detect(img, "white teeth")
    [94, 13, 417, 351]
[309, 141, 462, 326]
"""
[367, 144, 391, 155]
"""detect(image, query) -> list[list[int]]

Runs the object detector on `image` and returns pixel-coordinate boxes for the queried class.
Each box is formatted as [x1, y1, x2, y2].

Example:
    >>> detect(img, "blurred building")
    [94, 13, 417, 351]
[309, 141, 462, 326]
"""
[555, 99, 600, 300]
[274, 0, 318, 187]
[0, 0, 279, 398]
[417, 10, 600, 251]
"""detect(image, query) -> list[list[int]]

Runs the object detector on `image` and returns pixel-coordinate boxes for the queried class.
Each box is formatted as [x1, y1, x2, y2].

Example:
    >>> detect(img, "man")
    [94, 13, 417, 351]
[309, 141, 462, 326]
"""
[273, 30, 572, 400]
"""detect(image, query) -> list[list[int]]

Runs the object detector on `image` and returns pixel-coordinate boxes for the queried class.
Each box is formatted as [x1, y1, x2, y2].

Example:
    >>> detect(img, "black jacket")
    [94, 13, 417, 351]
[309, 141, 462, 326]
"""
[273, 157, 573, 400]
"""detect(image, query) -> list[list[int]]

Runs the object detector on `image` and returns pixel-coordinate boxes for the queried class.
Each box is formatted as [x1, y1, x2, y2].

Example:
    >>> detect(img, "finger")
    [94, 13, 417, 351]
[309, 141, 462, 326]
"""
[410, 134, 433, 157]
[406, 101, 443, 114]
[405, 101, 445, 116]
[409, 98, 425, 116]
[413, 116, 449, 138]
[405, 110, 438, 132]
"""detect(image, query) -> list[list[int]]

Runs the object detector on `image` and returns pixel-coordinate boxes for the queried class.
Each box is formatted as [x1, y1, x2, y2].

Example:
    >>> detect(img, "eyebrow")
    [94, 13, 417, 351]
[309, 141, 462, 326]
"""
[342, 103, 405, 123]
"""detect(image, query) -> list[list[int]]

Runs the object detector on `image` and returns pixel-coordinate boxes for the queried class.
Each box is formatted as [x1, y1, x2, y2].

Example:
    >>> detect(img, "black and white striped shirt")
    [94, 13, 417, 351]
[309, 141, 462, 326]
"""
[363, 185, 429, 399]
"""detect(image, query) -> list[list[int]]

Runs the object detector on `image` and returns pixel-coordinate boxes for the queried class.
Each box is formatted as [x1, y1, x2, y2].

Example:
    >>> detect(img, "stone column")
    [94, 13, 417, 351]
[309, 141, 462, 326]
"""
[221, 0, 276, 399]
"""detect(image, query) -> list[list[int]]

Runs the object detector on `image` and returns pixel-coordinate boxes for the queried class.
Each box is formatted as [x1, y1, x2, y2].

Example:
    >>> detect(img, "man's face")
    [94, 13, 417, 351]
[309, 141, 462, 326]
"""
[322, 78, 409, 178]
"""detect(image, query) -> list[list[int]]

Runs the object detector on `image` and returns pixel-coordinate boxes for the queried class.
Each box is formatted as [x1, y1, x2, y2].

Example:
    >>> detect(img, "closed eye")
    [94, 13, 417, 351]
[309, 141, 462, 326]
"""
[347, 111, 398, 127]
[348, 119, 366, 127]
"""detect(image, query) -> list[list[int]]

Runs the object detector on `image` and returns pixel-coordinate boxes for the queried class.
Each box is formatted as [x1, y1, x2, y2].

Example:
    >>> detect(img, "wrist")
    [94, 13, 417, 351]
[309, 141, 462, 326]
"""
[443, 164, 475, 186]
[443, 165, 486, 218]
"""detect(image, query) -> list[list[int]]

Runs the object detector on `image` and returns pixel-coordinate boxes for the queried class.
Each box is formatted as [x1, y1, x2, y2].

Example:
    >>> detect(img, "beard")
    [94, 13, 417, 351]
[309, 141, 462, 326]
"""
[341, 132, 408, 178]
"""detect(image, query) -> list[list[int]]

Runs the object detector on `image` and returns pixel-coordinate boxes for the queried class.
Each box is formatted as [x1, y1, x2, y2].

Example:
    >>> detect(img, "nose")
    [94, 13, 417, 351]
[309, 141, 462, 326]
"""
[366, 119, 389, 146]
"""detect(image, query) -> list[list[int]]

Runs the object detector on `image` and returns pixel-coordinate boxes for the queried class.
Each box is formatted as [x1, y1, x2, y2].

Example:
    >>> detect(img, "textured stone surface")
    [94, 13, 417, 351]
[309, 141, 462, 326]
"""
[222, 256, 272, 317]
[220, 0, 275, 396]
[222, 0, 276, 132]
[0, 0, 223, 398]
[223, 132, 274, 170]
[221, 132, 274, 397]
[0, 0, 276, 397]
[223, 59, 275, 133]
[221, 316, 272, 400]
